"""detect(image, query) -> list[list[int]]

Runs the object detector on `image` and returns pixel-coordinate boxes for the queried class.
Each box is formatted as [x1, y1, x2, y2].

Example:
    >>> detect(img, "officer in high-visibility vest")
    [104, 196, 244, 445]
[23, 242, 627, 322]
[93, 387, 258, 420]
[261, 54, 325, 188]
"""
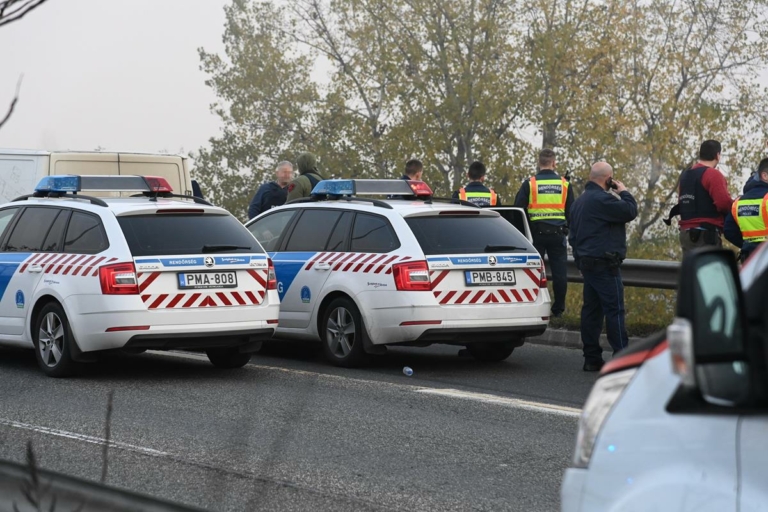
[452, 161, 500, 207]
[724, 158, 768, 262]
[514, 148, 573, 318]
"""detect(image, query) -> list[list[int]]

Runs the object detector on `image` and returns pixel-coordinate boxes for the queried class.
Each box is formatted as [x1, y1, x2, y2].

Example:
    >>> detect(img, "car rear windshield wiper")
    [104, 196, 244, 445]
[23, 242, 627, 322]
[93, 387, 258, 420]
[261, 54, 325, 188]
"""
[484, 244, 527, 252]
[202, 244, 252, 253]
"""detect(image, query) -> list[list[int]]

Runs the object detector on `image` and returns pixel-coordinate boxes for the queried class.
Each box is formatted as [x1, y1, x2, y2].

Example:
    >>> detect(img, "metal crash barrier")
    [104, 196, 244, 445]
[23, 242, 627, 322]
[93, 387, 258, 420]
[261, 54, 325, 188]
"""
[545, 257, 680, 290]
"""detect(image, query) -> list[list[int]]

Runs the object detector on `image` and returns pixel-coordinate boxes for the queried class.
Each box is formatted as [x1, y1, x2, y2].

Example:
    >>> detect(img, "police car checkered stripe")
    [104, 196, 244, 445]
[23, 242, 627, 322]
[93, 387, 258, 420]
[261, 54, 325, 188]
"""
[429, 269, 541, 305]
[18, 253, 118, 276]
[303, 252, 412, 273]
[137, 269, 268, 309]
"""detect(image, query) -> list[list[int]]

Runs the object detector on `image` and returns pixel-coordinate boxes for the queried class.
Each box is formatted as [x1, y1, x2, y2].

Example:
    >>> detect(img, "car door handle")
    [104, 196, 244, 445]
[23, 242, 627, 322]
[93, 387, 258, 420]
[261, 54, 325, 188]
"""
[28, 265, 43, 274]
[315, 262, 331, 271]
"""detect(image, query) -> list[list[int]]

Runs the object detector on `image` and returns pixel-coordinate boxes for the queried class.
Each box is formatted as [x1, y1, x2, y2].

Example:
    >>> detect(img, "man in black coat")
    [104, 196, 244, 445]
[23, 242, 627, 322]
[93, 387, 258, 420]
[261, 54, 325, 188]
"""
[248, 161, 294, 219]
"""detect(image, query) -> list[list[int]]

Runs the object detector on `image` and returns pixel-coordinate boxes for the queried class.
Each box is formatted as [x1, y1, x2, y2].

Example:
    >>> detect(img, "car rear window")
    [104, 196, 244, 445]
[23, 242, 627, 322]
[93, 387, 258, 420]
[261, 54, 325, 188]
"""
[405, 215, 533, 255]
[118, 214, 264, 256]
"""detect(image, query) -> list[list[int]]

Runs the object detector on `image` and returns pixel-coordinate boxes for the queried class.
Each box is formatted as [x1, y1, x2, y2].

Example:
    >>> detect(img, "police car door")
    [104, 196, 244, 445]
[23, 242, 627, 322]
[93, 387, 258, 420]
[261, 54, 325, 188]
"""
[272, 209, 350, 329]
[489, 207, 533, 243]
[0, 207, 68, 336]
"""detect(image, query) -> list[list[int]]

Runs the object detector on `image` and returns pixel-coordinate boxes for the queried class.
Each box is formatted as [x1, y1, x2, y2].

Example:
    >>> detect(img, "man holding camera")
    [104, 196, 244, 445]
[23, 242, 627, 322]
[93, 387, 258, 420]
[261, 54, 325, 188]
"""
[514, 149, 572, 317]
[569, 162, 638, 371]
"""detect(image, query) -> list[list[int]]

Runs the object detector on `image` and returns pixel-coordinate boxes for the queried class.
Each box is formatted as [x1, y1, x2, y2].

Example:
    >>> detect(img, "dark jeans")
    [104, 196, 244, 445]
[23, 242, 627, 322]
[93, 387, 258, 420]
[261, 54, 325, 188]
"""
[533, 232, 568, 315]
[579, 263, 629, 364]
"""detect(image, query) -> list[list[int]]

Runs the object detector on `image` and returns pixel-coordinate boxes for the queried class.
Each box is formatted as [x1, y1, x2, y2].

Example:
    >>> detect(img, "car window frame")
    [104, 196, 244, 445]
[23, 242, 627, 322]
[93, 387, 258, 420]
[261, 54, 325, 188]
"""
[0, 207, 23, 251]
[278, 208, 347, 253]
[349, 211, 400, 253]
[1, 206, 75, 253]
[324, 211, 354, 252]
[62, 210, 110, 255]
[41, 209, 73, 253]
[247, 209, 299, 253]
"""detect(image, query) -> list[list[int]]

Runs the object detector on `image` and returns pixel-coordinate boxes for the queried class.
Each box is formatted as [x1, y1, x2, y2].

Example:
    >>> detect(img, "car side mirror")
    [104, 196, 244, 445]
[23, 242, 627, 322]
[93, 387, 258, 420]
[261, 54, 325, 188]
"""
[668, 248, 751, 406]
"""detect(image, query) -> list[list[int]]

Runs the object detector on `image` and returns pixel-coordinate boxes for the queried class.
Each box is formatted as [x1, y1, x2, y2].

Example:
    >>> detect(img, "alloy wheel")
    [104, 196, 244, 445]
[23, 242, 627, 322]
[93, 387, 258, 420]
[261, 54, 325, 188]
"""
[326, 307, 356, 357]
[38, 312, 65, 367]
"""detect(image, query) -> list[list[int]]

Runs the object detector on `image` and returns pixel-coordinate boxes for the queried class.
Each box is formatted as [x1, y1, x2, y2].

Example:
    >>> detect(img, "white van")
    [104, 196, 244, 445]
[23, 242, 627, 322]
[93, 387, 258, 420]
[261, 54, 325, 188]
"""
[0, 149, 195, 202]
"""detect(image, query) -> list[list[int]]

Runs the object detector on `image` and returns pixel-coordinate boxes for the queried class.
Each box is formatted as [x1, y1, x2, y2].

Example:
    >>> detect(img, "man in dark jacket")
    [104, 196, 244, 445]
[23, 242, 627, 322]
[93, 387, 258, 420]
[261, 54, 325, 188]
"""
[286, 153, 325, 202]
[676, 140, 733, 252]
[514, 149, 572, 317]
[452, 161, 500, 206]
[725, 158, 768, 262]
[247, 161, 293, 219]
[569, 162, 638, 371]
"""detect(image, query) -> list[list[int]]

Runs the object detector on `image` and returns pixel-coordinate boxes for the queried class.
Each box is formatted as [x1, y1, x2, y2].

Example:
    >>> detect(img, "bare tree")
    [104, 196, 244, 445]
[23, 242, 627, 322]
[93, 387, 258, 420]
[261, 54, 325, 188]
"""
[0, 0, 50, 131]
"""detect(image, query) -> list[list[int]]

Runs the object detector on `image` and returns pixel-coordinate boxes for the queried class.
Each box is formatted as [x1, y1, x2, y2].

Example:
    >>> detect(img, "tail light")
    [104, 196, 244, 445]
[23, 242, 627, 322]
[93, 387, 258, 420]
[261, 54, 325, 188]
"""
[99, 262, 139, 295]
[267, 258, 277, 290]
[539, 264, 548, 288]
[393, 260, 431, 291]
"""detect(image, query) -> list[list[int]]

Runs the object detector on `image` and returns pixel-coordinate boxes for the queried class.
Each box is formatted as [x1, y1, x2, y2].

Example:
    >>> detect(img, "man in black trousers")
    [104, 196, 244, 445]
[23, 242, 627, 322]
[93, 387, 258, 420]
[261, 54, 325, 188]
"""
[569, 162, 637, 371]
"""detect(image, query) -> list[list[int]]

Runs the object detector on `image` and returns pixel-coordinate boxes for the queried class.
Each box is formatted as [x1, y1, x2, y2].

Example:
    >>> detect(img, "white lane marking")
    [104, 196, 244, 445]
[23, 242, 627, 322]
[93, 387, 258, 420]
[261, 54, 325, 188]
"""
[0, 417, 168, 457]
[414, 388, 581, 417]
[152, 351, 582, 418]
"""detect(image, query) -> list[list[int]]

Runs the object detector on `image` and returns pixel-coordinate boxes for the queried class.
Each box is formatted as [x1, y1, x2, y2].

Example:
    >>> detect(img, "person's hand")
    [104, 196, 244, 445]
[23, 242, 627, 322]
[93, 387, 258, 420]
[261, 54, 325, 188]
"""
[613, 179, 627, 193]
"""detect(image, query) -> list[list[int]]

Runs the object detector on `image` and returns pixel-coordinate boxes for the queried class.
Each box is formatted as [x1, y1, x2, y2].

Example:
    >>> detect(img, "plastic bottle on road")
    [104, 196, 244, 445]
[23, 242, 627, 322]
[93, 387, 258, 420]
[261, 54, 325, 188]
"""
[403, 366, 413, 377]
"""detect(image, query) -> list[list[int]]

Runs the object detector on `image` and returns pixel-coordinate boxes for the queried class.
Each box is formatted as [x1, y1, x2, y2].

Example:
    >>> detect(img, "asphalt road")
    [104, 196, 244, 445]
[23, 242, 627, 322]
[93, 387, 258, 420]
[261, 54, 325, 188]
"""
[0, 341, 601, 511]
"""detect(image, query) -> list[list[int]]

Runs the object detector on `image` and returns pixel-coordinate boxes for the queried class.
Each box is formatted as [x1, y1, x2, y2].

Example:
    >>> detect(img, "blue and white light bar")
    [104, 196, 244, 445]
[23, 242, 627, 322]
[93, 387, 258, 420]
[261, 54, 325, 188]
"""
[311, 179, 433, 197]
[34, 175, 81, 193]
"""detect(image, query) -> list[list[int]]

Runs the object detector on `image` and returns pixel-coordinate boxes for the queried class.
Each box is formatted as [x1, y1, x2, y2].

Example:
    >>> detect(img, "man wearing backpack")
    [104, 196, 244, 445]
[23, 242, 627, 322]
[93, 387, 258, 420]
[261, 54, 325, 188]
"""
[286, 152, 325, 202]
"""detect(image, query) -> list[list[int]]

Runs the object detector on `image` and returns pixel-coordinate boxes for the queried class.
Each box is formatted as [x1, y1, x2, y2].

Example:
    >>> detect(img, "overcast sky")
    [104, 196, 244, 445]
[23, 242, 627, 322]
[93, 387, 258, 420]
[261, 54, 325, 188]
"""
[0, 0, 229, 154]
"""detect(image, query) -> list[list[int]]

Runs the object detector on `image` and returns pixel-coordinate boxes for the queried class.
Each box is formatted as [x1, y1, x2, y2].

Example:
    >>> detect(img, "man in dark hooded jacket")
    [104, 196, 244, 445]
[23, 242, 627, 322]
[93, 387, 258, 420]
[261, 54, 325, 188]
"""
[286, 152, 325, 202]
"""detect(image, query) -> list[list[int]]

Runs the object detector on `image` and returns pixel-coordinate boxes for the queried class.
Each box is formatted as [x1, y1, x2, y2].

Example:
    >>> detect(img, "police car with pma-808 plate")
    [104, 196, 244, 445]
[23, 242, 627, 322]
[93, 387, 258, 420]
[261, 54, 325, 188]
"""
[0, 175, 279, 377]
[245, 179, 551, 367]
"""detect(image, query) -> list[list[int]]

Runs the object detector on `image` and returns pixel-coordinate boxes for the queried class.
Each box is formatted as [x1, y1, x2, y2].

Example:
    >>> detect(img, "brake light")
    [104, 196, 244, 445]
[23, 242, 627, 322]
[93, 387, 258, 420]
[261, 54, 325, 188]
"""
[439, 210, 480, 215]
[156, 209, 204, 214]
[539, 264, 547, 288]
[143, 176, 173, 193]
[406, 180, 433, 197]
[267, 258, 277, 290]
[392, 260, 431, 291]
[99, 262, 139, 295]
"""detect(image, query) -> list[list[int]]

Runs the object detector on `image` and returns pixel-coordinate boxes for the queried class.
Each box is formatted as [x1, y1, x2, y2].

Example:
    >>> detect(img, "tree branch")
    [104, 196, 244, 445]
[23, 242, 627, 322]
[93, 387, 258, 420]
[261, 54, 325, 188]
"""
[0, 0, 49, 27]
[0, 74, 22, 131]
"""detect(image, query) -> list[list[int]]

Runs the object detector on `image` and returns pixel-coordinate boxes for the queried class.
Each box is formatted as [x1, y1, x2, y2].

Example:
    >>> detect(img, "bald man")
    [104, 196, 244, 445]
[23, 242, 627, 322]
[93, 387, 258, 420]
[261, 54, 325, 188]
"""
[568, 162, 638, 371]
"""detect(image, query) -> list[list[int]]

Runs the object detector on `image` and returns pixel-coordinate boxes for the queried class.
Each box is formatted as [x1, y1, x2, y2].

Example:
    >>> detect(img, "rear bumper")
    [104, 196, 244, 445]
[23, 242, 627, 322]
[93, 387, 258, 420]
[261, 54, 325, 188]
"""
[64, 294, 279, 352]
[123, 328, 274, 351]
[356, 290, 550, 345]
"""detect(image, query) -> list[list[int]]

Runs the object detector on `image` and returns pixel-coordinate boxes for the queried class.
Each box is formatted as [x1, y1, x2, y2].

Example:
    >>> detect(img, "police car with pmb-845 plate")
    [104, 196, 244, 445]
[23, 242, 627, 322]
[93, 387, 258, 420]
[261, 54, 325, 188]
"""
[245, 179, 550, 366]
[0, 175, 279, 376]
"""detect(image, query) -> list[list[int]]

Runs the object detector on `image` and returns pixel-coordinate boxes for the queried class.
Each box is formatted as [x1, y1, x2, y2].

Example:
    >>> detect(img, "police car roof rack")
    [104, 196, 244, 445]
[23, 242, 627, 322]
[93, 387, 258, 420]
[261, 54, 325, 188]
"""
[12, 192, 108, 207]
[286, 195, 394, 209]
[128, 192, 213, 206]
[427, 197, 482, 208]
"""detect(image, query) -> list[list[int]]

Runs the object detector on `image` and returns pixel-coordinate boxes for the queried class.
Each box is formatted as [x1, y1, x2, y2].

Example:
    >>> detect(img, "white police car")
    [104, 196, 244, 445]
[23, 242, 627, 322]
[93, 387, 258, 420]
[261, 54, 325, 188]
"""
[245, 179, 550, 366]
[0, 175, 278, 377]
[562, 246, 768, 511]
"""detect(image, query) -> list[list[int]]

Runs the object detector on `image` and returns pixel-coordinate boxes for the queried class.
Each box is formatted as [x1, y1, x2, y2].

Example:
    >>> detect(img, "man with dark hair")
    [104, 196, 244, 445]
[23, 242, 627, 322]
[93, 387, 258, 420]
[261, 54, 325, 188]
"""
[514, 148, 573, 318]
[286, 152, 325, 202]
[724, 157, 768, 262]
[402, 159, 424, 181]
[452, 161, 500, 206]
[675, 139, 733, 252]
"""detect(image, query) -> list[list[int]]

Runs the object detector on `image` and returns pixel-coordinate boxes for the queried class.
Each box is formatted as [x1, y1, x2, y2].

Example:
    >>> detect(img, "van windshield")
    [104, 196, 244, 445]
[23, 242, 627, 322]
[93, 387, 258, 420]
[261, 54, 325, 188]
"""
[405, 215, 533, 255]
[118, 214, 264, 256]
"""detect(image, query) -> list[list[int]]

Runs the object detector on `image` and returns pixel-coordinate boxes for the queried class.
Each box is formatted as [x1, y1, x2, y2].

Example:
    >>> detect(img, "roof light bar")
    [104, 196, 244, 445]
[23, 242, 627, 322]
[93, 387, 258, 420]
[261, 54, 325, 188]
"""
[34, 175, 81, 194]
[311, 179, 433, 197]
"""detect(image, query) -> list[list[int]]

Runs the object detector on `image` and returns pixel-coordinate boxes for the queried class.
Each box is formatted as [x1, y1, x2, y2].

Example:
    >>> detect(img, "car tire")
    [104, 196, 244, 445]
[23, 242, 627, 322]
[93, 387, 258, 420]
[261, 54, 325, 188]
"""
[33, 302, 81, 377]
[206, 347, 252, 369]
[466, 341, 515, 362]
[320, 297, 367, 367]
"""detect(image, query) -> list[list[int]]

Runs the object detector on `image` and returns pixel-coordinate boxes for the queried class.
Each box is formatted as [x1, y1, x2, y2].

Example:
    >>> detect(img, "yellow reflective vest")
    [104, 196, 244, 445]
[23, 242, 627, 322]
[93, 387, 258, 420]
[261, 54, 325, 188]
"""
[528, 177, 568, 221]
[458, 188, 498, 206]
[732, 194, 768, 243]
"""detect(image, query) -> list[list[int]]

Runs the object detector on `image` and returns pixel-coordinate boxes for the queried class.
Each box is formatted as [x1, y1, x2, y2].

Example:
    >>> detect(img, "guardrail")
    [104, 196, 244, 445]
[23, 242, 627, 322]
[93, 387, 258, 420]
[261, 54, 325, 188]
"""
[545, 257, 680, 290]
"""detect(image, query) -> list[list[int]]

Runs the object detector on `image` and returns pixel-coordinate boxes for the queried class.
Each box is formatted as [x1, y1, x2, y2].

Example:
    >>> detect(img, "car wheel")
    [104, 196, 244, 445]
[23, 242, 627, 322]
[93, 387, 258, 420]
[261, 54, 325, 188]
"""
[205, 347, 252, 369]
[321, 297, 367, 367]
[33, 302, 81, 377]
[466, 341, 515, 362]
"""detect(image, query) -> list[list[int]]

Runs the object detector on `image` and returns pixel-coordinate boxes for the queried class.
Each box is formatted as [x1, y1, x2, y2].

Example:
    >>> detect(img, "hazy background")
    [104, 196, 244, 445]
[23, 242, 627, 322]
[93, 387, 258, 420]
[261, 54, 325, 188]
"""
[0, 0, 228, 153]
